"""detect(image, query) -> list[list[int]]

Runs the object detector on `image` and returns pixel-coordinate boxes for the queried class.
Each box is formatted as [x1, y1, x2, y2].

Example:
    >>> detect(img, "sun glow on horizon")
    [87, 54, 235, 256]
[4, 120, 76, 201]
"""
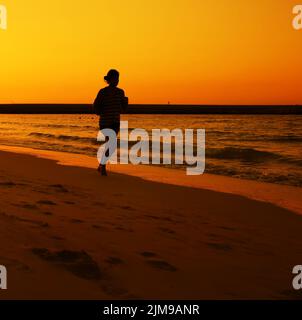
[0, 0, 302, 105]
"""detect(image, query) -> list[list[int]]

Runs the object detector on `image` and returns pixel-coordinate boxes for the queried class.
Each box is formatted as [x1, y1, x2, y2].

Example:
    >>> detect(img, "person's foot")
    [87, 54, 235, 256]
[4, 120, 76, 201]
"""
[101, 165, 108, 176]
[97, 165, 107, 176]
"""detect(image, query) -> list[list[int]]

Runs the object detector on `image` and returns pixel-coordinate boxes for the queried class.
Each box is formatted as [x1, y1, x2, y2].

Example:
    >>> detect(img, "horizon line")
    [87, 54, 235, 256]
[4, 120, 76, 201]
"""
[0, 104, 301, 115]
[0, 103, 301, 107]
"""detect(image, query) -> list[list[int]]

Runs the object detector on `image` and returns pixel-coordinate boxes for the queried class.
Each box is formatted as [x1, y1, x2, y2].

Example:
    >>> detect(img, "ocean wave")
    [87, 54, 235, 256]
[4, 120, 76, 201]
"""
[28, 133, 300, 165]
[32, 124, 96, 130]
[0, 122, 96, 130]
[205, 163, 302, 187]
[206, 147, 281, 162]
[205, 147, 302, 167]
[267, 135, 302, 143]
[29, 131, 157, 146]
[240, 135, 302, 143]
[28, 132, 98, 145]
[29, 132, 56, 138]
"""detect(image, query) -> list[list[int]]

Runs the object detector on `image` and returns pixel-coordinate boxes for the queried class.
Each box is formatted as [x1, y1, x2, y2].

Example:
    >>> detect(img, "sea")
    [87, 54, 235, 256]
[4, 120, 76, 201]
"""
[0, 114, 301, 187]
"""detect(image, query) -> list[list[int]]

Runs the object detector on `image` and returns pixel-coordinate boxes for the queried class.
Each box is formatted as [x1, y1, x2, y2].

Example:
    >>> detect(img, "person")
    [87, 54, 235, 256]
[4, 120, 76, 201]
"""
[94, 69, 128, 176]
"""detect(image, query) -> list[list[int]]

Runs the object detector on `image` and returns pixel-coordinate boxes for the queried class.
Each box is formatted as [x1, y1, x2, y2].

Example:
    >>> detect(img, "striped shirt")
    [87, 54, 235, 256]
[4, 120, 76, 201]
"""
[94, 86, 127, 127]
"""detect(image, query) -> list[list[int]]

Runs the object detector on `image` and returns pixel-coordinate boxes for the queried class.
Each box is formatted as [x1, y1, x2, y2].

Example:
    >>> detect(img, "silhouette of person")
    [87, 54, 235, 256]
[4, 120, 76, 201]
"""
[94, 69, 128, 176]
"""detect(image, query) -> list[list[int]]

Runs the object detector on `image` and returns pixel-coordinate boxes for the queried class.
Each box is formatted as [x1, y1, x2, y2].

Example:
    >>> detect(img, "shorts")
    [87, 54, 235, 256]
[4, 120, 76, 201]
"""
[99, 121, 120, 135]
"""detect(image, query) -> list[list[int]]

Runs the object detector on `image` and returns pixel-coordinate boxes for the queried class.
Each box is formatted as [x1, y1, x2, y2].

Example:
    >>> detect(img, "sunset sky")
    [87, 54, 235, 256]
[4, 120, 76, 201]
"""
[0, 0, 302, 104]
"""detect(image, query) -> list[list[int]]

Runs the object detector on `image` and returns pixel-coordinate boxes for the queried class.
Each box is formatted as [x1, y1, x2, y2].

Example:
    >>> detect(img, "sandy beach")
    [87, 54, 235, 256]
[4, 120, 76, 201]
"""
[0, 146, 302, 300]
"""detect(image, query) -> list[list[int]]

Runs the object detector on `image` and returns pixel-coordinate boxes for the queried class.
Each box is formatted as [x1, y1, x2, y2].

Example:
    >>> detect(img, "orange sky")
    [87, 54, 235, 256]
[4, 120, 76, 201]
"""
[0, 0, 302, 104]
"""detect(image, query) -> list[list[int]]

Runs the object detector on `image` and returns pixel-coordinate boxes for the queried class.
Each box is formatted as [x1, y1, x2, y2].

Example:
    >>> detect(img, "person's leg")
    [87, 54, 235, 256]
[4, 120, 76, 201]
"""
[98, 123, 109, 175]
[98, 124, 119, 176]
[109, 123, 120, 164]
[103, 135, 111, 175]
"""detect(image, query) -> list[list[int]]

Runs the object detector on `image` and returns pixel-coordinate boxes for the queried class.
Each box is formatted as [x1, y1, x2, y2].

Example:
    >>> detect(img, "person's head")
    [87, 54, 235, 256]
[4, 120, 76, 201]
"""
[104, 69, 119, 87]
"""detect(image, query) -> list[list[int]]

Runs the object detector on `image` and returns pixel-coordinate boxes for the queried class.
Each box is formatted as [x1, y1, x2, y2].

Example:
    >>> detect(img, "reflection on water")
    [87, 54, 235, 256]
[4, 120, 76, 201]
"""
[0, 114, 302, 186]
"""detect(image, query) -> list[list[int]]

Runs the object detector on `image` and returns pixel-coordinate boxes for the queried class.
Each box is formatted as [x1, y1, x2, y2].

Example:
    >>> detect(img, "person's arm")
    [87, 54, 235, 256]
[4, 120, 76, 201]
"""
[121, 90, 128, 113]
[93, 90, 104, 115]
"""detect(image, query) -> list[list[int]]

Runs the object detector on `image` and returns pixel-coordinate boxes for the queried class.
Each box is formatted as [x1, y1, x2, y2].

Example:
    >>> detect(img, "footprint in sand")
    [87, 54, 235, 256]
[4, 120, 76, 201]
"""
[206, 242, 232, 251]
[159, 227, 176, 235]
[31, 248, 102, 280]
[115, 226, 134, 233]
[140, 252, 177, 272]
[42, 211, 53, 216]
[49, 184, 69, 193]
[17, 203, 39, 210]
[92, 224, 109, 231]
[6, 214, 49, 228]
[70, 219, 84, 224]
[118, 205, 135, 211]
[105, 257, 124, 265]
[146, 260, 177, 272]
[0, 181, 16, 187]
[218, 226, 236, 231]
[37, 200, 57, 206]
[144, 214, 176, 223]
[140, 251, 157, 258]
[64, 201, 75, 205]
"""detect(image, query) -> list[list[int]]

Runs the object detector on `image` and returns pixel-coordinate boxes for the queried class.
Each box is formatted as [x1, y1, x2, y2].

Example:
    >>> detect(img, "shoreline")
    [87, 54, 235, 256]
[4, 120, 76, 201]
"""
[0, 144, 301, 215]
